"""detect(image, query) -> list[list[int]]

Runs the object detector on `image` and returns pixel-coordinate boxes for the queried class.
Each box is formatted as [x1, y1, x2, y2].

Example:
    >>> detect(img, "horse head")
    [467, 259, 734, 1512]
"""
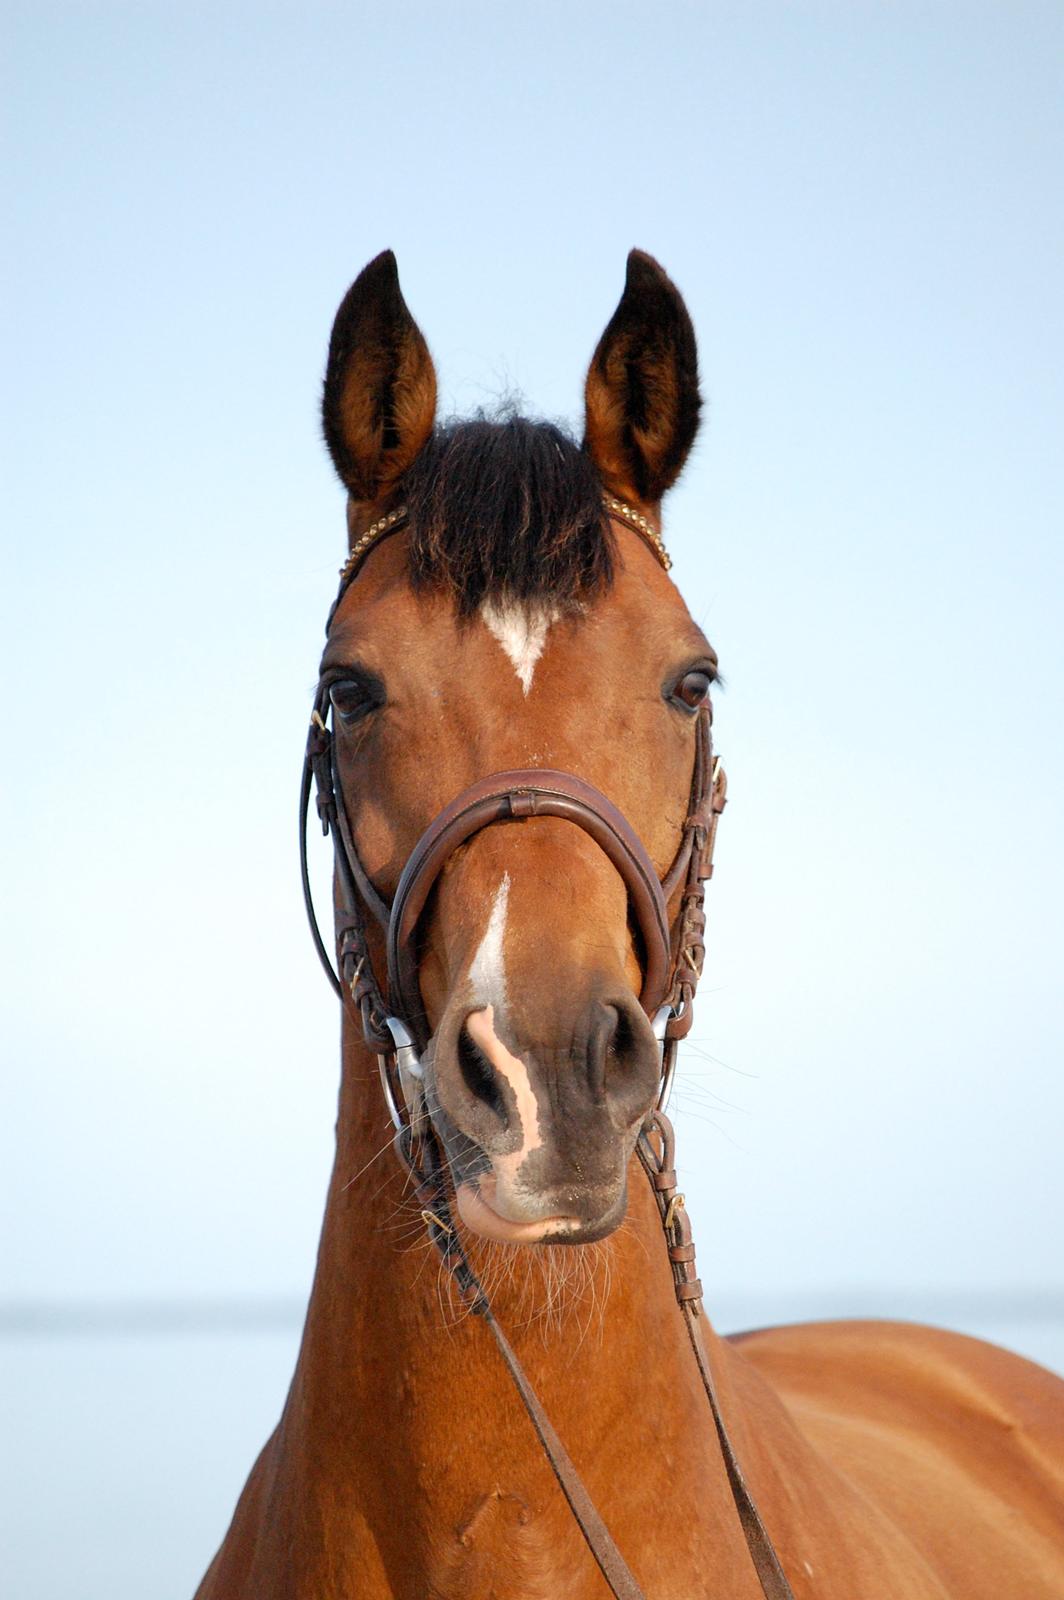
[315, 249, 715, 1246]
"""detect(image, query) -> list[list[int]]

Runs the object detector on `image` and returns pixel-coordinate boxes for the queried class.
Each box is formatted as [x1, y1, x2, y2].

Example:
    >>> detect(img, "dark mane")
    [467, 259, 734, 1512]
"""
[403, 416, 614, 615]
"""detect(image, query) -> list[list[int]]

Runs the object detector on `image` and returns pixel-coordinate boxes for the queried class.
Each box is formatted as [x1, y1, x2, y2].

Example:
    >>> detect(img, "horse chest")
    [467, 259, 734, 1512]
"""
[428, 1488, 576, 1600]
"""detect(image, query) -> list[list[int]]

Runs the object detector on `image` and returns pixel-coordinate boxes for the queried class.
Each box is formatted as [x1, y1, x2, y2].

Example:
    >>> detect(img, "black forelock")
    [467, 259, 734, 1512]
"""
[403, 413, 614, 615]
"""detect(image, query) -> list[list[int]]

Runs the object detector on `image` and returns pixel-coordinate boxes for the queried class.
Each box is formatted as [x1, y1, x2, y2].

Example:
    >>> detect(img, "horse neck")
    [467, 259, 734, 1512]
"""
[301, 1022, 702, 1373]
[204, 1013, 905, 1600]
[284, 1024, 775, 1562]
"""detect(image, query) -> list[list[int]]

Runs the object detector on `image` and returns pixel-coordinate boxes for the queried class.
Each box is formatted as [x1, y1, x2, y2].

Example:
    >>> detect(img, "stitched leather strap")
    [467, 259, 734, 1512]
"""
[300, 706, 711, 1057]
[638, 1114, 795, 1600]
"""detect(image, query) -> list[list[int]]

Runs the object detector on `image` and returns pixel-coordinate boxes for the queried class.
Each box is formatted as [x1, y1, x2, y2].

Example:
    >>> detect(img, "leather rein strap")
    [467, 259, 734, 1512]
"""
[637, 1115, 796, 1600]
[299, 510, 795, 1600]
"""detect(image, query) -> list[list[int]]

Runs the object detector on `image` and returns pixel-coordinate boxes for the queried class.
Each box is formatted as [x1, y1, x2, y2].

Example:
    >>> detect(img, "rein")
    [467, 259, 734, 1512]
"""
[299, 503, 795, 1600]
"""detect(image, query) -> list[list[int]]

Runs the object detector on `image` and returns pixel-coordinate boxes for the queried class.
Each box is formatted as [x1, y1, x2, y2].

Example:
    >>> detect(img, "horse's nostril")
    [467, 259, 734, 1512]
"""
[608, 1005, 635, 1072]
[590, 1004, 631, 1091]
[457, 1025, 506, 1120]
[592, 998, 660, 1122]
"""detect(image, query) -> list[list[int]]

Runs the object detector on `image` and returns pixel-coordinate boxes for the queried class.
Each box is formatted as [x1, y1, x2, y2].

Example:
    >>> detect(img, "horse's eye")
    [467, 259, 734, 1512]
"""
[672, 670, 712, 712]
[329, 679, 380, 725]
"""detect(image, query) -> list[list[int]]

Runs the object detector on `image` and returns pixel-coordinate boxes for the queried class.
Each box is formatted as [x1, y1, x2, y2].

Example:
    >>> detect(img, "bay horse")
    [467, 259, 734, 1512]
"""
[194, 251, 1064, 1599]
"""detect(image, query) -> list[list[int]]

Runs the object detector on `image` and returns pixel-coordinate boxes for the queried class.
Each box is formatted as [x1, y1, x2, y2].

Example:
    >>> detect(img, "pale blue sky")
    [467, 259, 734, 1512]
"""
[6, 7, 1064, 1591]
[4, 2, 1062, 1320]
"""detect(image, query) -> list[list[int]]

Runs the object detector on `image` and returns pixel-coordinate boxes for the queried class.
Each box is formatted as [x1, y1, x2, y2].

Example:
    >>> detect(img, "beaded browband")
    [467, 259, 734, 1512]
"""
[602, 495, 672, 571]
[338, 493, 671, 589]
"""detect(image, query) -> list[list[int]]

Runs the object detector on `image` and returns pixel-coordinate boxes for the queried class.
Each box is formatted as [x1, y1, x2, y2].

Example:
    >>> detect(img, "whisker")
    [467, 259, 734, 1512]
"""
[671, 1079, 751, 1114]
[680, 1040, 759, 1079]
[340, 1131, 402, 1193]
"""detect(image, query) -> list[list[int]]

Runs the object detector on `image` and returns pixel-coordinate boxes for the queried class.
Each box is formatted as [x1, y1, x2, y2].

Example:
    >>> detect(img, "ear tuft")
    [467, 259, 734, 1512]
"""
[322, 251, 437, 506]
[583, 249, 700, 507]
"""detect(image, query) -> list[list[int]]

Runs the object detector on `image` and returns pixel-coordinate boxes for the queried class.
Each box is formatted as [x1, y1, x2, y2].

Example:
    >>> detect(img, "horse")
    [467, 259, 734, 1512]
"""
[193, 250, 1064, 1599]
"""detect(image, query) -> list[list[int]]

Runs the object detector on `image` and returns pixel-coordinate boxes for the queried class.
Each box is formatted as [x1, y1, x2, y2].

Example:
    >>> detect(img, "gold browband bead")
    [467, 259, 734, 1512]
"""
[338, 492, 672, 587]
[601, 494, 672, 571]
[339, 504, 410, 582]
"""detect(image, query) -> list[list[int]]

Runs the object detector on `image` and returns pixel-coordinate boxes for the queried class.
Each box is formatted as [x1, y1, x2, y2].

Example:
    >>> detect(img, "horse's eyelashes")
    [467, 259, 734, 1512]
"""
[667, 665, 715, 714]
[329, 676, 383, 725]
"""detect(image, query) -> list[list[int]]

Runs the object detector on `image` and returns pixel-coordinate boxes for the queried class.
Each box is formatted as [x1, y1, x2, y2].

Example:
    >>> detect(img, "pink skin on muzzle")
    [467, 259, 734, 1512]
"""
[453, 1005, 582, 1244]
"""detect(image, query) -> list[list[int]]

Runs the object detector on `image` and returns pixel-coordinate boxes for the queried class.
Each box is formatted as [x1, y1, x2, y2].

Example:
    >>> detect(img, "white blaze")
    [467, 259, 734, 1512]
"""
[465, 873, 543, 1178]
[480, 600, 558, 694]
[468, 872, 510, 1014]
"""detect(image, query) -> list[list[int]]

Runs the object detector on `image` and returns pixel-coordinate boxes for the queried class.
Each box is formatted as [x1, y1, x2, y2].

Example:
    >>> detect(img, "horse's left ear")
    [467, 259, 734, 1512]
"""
[583, 249, 701, 507]
[322, 250, 437, 506]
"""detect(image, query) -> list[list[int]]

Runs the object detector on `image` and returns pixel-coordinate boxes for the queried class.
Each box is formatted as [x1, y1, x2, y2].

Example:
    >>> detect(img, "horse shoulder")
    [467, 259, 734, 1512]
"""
[193, 1423, 391, 1600]
[730, 1318, 1064, 1597]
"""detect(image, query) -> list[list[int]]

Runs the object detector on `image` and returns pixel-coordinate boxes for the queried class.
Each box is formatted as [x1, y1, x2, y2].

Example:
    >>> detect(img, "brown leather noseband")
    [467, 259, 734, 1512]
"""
[387, 767, 673, 1043]
[299, 505, 794, 1600]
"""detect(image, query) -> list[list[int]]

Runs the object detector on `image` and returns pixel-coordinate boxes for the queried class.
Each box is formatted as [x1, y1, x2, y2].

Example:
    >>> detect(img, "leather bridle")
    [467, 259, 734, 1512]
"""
[299, 502, 795, 1600]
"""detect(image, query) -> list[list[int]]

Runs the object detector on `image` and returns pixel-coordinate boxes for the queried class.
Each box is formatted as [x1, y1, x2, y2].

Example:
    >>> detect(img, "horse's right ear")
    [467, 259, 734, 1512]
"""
[322, 251, 437, 505]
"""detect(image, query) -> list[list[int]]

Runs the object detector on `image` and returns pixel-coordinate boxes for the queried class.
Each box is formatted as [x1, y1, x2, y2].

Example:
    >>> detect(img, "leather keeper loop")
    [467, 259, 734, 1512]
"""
[666, 1006, 694, 1041]
[360, 1000, 393, 1055]
[668, 1242, 696, 1262]
[653, 1169, 677, 1191]
[669, 1208, 693, 1247]
[676, 1278, 703, 1303]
